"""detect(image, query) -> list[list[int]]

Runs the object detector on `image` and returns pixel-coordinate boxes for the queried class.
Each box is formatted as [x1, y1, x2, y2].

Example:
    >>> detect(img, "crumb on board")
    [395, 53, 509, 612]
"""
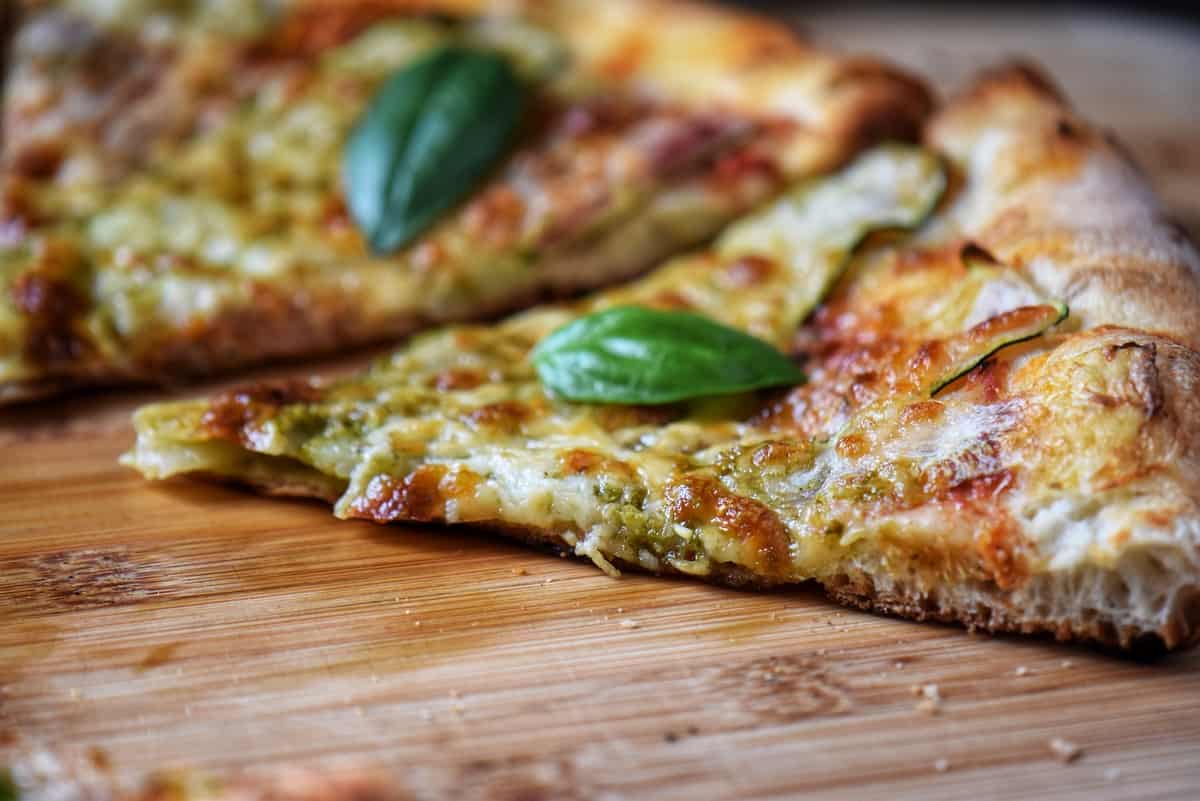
[934, 758, 950, 773]
[909, 683, 942, 714]
[1015, 665, 1030, 677]
[619, 619, 640, 630]
[511, 567, 527, 576]
[1048, 737, 1082, 763]
[916, 698, 940, 716]
[911, 683, 940, 700]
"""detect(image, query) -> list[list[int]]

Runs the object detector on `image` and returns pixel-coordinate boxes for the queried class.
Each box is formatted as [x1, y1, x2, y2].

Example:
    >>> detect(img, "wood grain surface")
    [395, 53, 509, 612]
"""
[4, 7, 1200, 800]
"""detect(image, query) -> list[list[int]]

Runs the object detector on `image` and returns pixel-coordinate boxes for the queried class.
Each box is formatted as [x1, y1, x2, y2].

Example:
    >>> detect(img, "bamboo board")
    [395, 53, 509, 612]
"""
[3, 7, 1200, 800]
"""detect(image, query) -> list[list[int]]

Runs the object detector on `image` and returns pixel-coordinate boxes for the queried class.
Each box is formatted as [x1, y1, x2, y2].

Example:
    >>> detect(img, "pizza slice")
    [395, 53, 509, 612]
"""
[0, 0, 930, 403]
[125, 65, 1200, 652]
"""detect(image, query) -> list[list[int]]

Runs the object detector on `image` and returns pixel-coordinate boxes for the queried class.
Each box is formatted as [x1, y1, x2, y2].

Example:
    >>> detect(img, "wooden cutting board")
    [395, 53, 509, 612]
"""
[4, 8, 1200, 800]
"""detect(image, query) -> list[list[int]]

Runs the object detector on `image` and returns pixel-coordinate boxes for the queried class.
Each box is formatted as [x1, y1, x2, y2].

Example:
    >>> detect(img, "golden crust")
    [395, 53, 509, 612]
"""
[927, 62, 1200, 350]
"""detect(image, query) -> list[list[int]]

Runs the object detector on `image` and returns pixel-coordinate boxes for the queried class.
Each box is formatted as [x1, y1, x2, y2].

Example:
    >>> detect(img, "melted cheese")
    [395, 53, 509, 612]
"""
[126, 145, 1127, 595]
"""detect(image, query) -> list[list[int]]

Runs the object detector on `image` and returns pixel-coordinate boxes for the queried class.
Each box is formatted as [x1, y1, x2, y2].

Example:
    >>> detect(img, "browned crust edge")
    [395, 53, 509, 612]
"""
[167, 461, 1196, 654]
[928, 60, 1200, 351]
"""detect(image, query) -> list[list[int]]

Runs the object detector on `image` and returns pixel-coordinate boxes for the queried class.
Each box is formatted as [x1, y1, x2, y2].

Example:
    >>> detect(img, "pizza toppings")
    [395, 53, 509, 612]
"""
[531, 306, 805, 404]
[928, 301, 1068, 395]
[717, 143, 947, 323]
[120, 62, 1200, 653]
[342, 46, 527, 254]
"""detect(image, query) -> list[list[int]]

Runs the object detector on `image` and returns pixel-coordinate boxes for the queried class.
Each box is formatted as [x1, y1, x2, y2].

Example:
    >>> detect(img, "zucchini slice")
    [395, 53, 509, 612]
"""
[929, 300, 1069, 395]
[717, 143, 947, 323]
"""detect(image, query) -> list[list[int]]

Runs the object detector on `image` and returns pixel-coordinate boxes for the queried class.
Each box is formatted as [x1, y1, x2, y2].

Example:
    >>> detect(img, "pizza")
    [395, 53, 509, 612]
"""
[0, 0, 929, 403]
[124, 63, 1200, 653]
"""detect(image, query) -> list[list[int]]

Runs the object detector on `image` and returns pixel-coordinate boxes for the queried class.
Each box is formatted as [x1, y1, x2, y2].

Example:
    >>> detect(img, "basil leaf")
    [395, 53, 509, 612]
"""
[343, 45, 525, 254]
[532, 306, 806, 405]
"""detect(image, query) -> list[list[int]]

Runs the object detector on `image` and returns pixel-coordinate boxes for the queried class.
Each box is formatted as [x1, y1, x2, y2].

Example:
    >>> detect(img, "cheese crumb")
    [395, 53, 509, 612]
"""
[1048, 737, 1082, 763]
[1015, 666, 1030, 677]
[619, 619, 640, 629]
[1061, 660, 1074, 669]
[511, 567, 527, 576]
[921, 683, 941, 700]
[933, 758, 950, 773]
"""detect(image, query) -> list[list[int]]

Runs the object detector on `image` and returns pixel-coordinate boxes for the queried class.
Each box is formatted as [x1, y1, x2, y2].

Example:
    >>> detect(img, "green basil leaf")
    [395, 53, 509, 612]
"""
[532, 306, 806, 405]
[343, 45, 525, 254]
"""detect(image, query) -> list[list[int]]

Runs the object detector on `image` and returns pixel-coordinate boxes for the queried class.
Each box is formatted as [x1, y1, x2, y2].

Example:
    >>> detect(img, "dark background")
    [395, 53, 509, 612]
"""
[732, 1, 1200, 26]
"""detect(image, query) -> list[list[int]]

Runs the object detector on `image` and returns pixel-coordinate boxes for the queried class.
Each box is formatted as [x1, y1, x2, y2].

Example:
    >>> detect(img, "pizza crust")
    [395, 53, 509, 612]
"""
[121, 59, 1200, 651]
[442, 71, 1200, 650]
[928, 63, 1200, 351]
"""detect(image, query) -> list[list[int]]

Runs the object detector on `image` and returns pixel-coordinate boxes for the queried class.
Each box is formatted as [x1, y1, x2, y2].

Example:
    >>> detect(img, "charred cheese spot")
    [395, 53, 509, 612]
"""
[11, 252, 92, 368]
[665, 476, 790, 575]
[597, 34, 648, 81]
[201, 379, 323, 445]
[750, 440, 811, 469]
[595, 404, 682, 432]
[899, 399, 945, 426]
[462, 186, 527, 250]
[464, 401, 532, 430]
[560, 449, 634, 479]
[349, 465, 450, 523]
[255, 1, 417, 59]
[835, 434, 869, 459]
[10, 140, 65, 179]
[724, 255, 777, 288]
[651, 290, 693, 310]
[428, 368, 485, 392]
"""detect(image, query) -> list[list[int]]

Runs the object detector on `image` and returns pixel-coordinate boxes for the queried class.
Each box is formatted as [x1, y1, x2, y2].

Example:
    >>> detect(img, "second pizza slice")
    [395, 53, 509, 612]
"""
[0, 0, 929, 403]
